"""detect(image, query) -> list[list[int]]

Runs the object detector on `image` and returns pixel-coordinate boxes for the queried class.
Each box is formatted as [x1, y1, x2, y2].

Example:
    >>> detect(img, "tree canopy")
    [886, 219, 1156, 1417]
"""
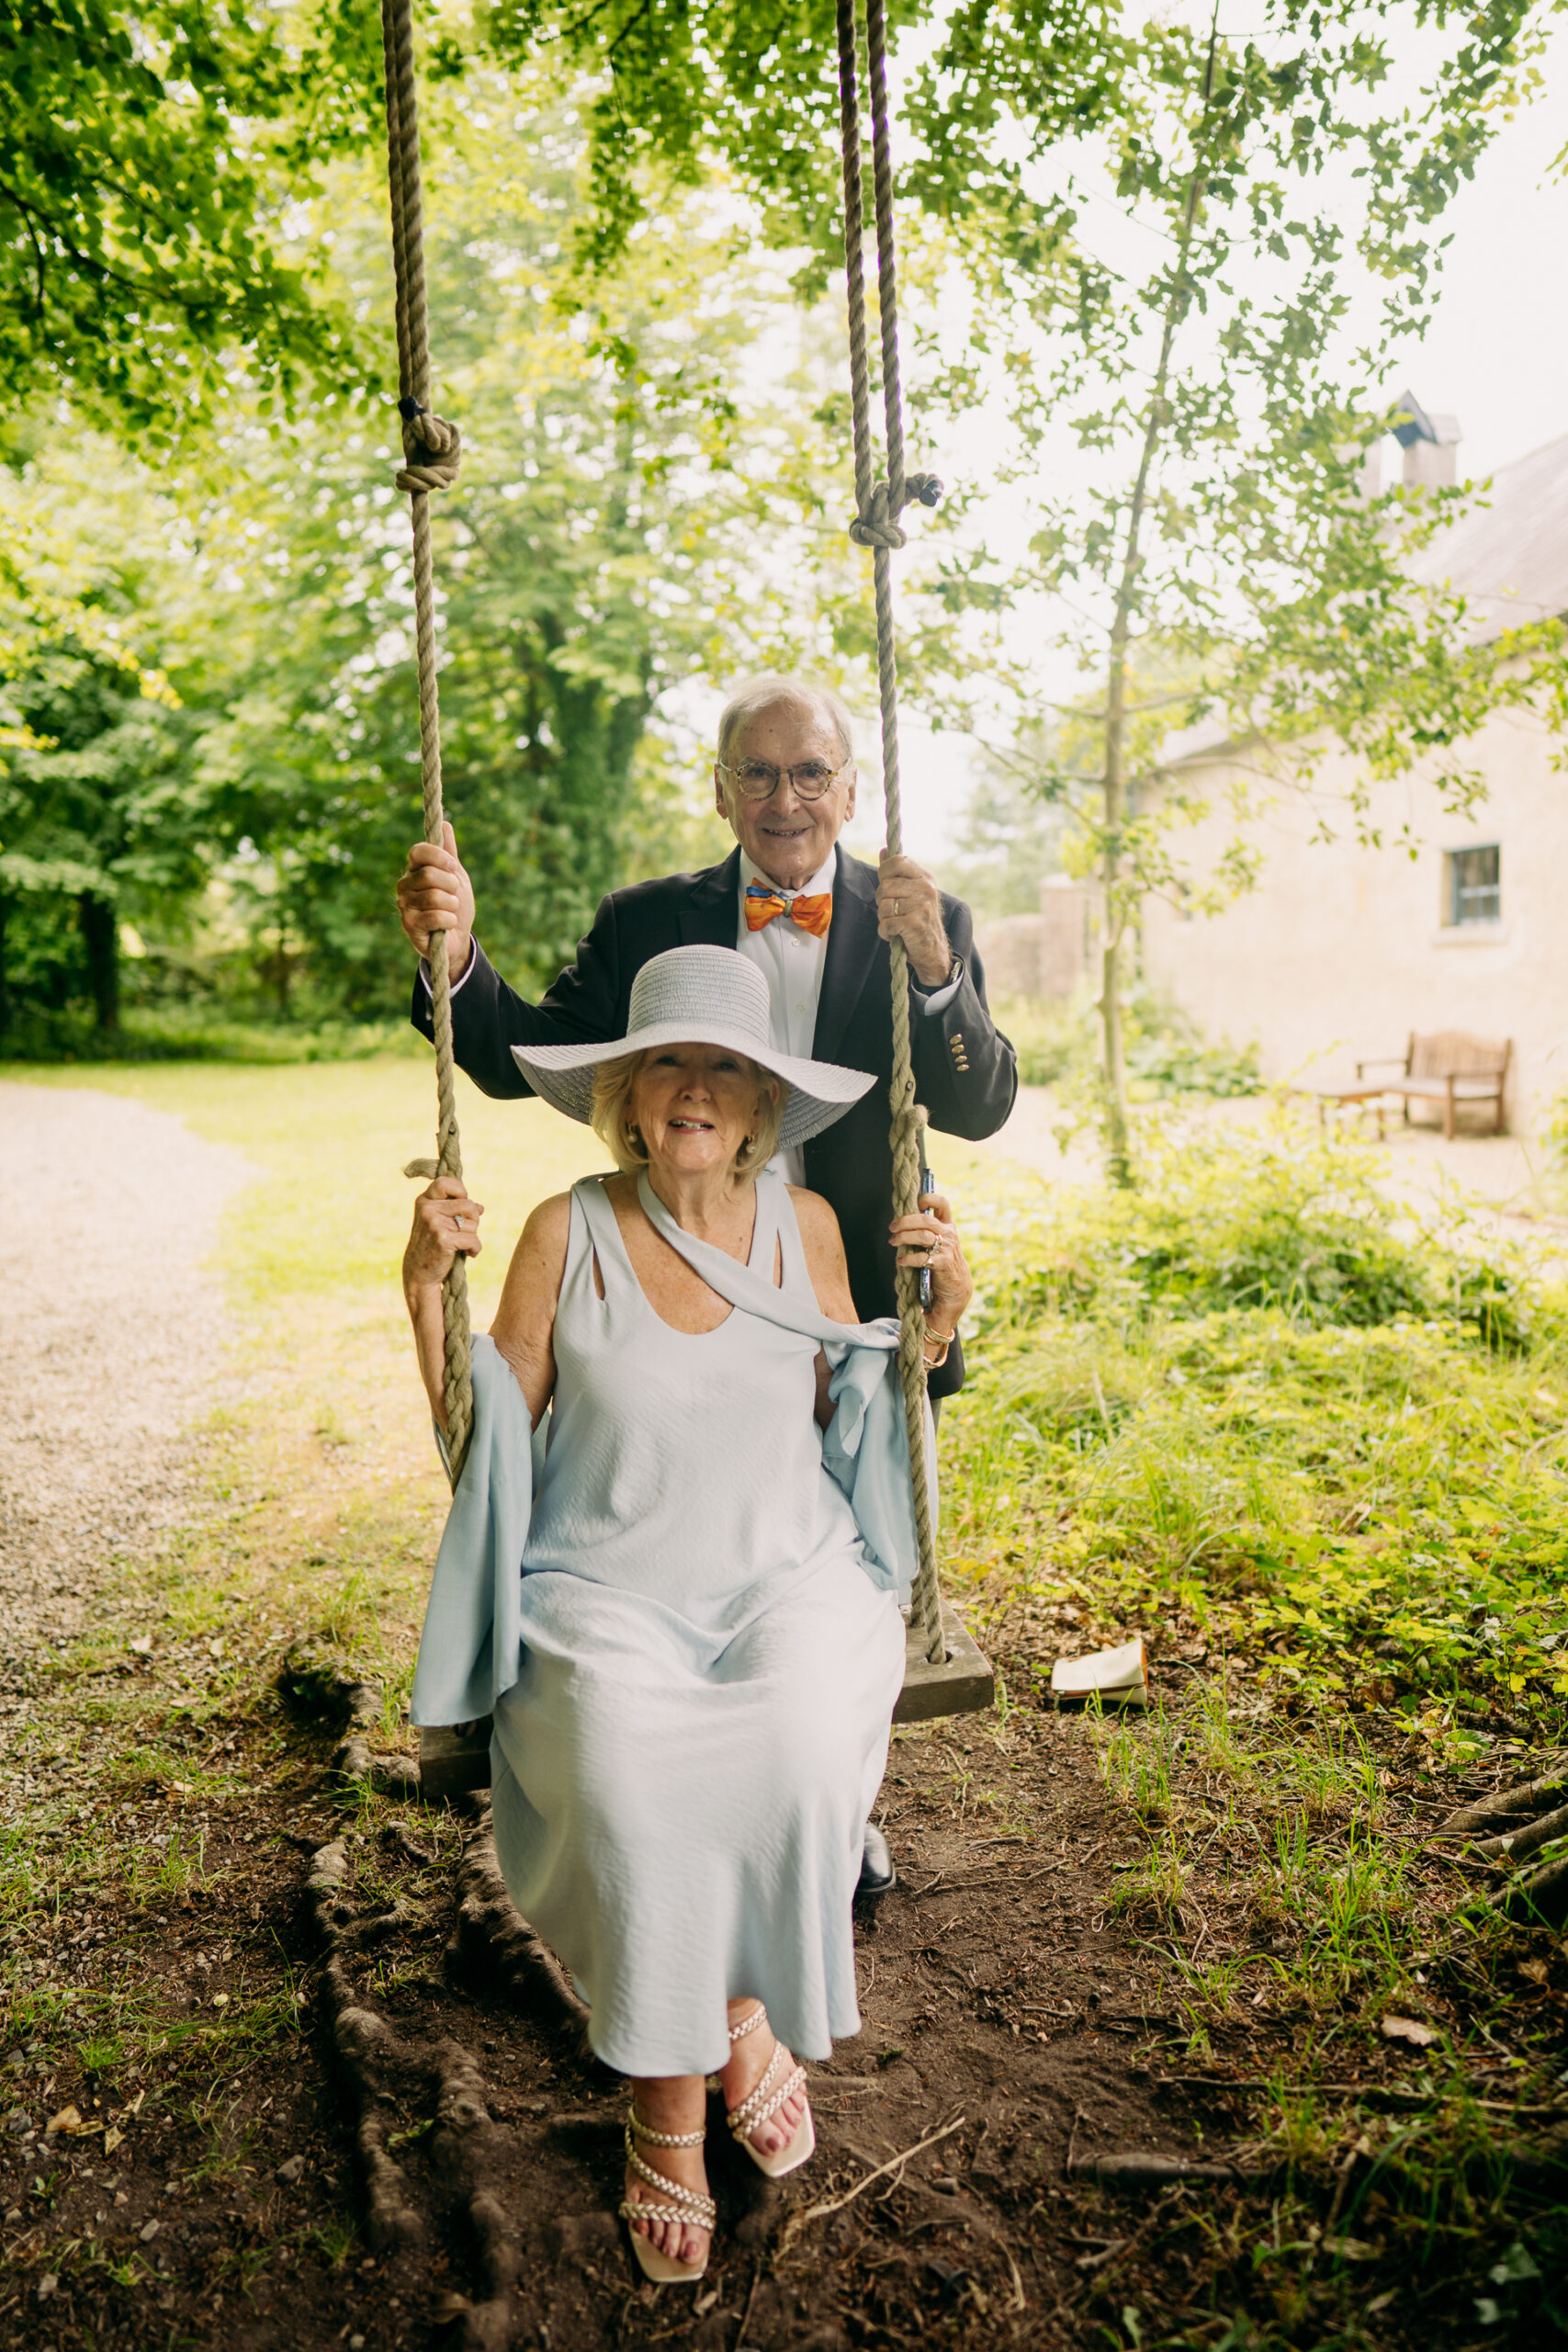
[0, 0, 399, 440]
[2, 0, 1564, 1069]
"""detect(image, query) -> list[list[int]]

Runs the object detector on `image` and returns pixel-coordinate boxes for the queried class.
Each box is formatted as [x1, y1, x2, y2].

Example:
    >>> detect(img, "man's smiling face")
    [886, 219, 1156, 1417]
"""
[714, 692, 857, 894]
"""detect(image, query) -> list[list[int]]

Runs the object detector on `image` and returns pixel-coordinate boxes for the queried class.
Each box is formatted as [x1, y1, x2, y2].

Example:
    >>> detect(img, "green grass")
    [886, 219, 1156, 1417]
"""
[945, 1109, 1568, 1731]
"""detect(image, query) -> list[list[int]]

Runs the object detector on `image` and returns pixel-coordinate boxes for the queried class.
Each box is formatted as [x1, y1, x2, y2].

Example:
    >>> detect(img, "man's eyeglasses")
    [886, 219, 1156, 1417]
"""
[716, 755, 853, 804]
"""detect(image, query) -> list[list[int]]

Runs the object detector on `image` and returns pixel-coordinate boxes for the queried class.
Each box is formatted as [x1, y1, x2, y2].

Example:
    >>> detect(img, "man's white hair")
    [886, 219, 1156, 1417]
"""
[716, 674, 856, 769]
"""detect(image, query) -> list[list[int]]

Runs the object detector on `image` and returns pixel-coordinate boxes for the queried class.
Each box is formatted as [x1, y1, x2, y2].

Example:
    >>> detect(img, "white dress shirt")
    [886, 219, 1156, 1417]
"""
[737, 847, 960, 1184]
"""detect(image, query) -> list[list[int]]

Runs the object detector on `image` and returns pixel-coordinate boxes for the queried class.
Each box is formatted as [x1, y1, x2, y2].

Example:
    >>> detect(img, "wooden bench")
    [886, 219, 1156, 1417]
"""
[1354, 1030, 1511, 1139]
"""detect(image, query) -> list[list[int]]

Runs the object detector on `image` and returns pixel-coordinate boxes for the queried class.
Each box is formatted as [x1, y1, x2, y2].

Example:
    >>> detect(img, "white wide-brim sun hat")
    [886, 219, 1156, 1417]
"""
[511, 944, 875, 1150]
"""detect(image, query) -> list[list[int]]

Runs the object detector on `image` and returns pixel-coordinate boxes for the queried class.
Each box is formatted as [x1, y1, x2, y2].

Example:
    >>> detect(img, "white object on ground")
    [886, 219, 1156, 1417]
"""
[1051, 1636, 1149, 1708]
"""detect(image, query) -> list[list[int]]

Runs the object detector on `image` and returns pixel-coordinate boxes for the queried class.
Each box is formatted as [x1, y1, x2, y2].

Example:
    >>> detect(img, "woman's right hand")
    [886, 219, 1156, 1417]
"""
[890, 1189, 973, 1334]
[403, 1176, 484, 1295]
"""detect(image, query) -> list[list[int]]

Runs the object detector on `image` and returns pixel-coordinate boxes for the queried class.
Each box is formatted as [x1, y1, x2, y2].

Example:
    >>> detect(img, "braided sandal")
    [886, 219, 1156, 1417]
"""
[725, 2003, 815, 2180]
[618, 2107, 714, 2285]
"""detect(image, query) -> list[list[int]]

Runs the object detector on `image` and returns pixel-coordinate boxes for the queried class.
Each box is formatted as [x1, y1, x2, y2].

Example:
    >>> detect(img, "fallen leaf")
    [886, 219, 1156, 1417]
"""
[1322, 2235, 1380, 2262]
[1381, 2015, 1438, 2048]
[128, 1636, 153, 1657]
[1518, 1958, 1549, 1986]
[211, 1993, 230, 2008]
[103, 2128, 123, 2155]
[44, 2107, 83, 2137]
[429, 2292, 472, 2323]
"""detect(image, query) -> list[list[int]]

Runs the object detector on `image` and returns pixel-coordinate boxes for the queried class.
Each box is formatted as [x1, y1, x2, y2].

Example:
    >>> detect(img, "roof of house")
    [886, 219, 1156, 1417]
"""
[1161, 426, 1568, 772]
[1408, 429, 1568, 632]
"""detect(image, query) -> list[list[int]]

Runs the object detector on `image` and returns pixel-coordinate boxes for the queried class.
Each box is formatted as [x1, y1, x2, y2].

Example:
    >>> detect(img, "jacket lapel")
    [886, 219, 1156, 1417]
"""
[813, 848, 881, 1066]
[676, 848, 743, 948]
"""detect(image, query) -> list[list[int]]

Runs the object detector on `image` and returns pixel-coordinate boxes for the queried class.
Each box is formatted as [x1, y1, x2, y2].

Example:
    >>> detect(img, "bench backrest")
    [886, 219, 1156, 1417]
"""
[1406, 1030, 1511, 1080]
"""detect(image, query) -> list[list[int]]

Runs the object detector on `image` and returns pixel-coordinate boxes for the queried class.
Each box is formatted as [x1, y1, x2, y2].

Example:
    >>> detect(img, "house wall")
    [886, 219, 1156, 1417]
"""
[1140, 703, 1568, 1134]
[974, 879, 1092, 1002]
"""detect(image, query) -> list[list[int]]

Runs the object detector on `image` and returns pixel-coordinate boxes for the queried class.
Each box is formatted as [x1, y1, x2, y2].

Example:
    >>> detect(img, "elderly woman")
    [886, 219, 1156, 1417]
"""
[401, 944, 973, 2284]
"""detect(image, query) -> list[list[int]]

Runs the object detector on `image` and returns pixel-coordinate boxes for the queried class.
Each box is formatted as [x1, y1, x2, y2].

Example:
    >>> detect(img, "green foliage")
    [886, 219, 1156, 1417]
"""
[479, 0, 1124, 287]
[177, 75, 876, 1016]
[2, 59, 879, 1042]
[946, 1117, 1564, 1723]
[0, 0, 381, 439]
[983, 1115, 1521, 1329]
[996, 988, 1262, 1101]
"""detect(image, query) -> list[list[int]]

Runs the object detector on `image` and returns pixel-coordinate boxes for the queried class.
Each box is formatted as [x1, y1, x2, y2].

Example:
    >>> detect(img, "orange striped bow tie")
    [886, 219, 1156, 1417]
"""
[744, 881, 833, 939]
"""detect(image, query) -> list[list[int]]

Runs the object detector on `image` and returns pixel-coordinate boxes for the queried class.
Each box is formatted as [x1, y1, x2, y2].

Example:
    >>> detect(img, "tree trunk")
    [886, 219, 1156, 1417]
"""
[1100, 638, 1133, 1186]
[0, 892, 8, 1039]
[78, 892, 119, 1031]
[1093, 16, 1218, 1187]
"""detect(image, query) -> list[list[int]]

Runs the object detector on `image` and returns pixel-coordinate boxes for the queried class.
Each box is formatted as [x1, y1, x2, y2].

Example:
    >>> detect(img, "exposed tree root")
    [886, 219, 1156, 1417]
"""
[1067, 2152, 1247, 2187]
[304, 1838, 538, 2347]
[427, 2041, 524, 2352]
[447, 1805, 593, 2039]
[1477, 1801, 1568, 1863]
[1435, 1761, 1568, 1838]
[1500, 1847, 1568, 1926]
[333, 1679, 423, 1794]
[307, 1842, 425, 2256]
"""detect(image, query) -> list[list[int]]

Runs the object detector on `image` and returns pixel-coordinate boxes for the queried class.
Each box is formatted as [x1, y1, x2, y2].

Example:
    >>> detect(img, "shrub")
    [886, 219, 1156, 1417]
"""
[945, 1112, 1563, 1728]
[990, 987, 1262, 1102]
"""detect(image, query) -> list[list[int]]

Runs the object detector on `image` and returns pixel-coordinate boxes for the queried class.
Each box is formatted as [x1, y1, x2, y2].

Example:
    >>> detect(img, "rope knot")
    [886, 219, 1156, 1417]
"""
[396, 404, 462, 495]
[848, 469, 942, 549]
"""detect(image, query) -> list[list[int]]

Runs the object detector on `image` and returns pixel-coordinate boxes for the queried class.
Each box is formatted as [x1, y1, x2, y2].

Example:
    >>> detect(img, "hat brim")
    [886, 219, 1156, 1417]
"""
[511, 1020, 874, 1149]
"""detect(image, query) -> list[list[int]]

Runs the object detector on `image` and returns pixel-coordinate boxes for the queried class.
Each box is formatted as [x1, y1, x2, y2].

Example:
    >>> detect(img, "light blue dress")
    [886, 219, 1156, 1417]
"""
[411, 1170, 917, 2079]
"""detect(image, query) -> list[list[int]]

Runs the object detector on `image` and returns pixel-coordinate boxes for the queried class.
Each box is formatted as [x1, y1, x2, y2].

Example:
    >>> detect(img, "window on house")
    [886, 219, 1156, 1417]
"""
[1445, 844, 1500, 927]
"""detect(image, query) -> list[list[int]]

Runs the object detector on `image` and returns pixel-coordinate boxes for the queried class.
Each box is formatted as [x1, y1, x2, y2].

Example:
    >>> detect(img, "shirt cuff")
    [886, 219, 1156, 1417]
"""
[913, 958, 963, 1017]
[418, 941, 479, 1001]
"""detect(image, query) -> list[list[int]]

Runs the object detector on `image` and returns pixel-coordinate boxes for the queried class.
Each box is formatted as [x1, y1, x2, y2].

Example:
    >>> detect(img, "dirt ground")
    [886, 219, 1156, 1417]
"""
[4, 1080, 1565, 2352]
[6, 1615, 1567, 2352]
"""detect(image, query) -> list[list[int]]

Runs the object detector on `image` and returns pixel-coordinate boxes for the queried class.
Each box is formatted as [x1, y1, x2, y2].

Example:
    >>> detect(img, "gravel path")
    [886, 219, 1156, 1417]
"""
[0, 1081, 251, 1679]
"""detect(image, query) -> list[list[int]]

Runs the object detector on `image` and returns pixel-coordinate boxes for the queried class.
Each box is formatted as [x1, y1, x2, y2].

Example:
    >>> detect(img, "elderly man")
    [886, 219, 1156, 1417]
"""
[396, 673, 1016, 1398]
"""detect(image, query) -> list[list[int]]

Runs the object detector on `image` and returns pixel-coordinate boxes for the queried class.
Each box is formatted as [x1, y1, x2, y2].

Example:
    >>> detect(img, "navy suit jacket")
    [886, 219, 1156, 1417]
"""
[411, 845, 1017, 1396]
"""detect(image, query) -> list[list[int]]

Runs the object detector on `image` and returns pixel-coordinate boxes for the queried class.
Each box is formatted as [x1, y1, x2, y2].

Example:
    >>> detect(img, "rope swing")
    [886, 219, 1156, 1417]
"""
[835, 0, 948, 1667]
[383, 0, 953, 1676]
[382, 0, 473, 1483]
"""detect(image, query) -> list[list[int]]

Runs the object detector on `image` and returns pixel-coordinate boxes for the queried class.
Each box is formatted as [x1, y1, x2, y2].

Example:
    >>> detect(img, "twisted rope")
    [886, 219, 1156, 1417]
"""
[835, 0, 945, 1666]
[381, 0, 472, 1482]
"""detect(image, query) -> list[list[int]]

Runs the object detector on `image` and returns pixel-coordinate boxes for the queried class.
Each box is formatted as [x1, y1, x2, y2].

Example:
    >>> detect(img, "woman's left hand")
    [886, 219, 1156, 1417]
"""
[889, 1190, 973, 1332]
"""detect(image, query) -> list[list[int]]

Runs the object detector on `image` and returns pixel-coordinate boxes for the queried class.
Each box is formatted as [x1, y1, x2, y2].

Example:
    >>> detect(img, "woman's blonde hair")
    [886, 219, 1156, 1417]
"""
[591, 1048, 787, 1182]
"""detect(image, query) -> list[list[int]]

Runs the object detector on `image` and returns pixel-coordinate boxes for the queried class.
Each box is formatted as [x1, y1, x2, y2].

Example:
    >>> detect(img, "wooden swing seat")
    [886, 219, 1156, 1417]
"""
[419, 1600, 993, 1804]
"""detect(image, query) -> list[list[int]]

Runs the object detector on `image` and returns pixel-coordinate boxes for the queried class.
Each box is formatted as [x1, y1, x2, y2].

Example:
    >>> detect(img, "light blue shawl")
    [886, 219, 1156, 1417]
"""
[411, 1182, 931, 1728]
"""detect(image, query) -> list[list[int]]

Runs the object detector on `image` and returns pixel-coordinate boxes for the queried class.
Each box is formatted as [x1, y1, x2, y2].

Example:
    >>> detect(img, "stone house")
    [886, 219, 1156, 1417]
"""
[983, 412, 1568, 1135]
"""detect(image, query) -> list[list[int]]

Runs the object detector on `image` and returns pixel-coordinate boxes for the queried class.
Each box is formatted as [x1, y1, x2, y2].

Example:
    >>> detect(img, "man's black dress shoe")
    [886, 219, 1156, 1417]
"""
[857, 1823, 897, 1898]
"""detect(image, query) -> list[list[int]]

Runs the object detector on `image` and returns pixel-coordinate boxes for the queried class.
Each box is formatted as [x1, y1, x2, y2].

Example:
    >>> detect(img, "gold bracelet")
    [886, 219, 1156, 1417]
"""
[920, 1324, 955, 1369]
